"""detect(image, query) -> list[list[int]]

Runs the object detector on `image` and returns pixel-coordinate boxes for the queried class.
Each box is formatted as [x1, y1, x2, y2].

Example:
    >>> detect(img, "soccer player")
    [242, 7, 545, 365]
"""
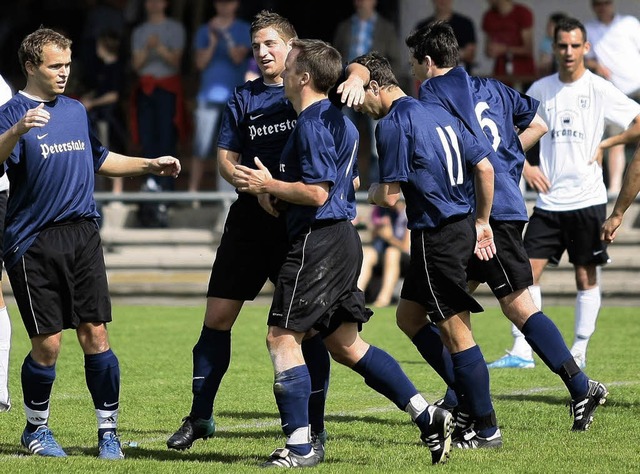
[403, 20, 608, 435]
[0, 27, 181, 458]
[523, 17, 640, 368]
[166, 11, 331, 456]
[233, 39, 455, 467]
[0, 73, 12, 413]
[348, 51, 504, 450]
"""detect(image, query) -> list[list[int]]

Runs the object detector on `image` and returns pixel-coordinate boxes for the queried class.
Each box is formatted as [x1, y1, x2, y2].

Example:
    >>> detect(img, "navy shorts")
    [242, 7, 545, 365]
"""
[207, 194, 290, 300]
[467, 220, 533, 298]
[401, 215, 483, 322]
[524, 205, 610, 266]
[7, 220, 111, 338]
[268, 220, 372, 334]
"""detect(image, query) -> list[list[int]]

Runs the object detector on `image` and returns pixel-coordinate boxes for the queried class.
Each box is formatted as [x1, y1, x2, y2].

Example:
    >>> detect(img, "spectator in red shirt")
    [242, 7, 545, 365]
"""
[482, 0, 535, 85]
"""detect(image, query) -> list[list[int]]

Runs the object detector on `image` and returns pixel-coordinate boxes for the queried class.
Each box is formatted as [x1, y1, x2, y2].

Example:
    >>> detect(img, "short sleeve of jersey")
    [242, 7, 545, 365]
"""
[217, 87, 245, 152]
[296, 120, 337, 186]
[601, 80, 640, 129]
[375, 119, 409, 183]
[497, 80, 539, 130]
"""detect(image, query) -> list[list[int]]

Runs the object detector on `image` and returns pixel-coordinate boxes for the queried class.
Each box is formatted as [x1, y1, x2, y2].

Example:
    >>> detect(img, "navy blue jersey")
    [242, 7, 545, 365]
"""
[376, 96, 492, 230]
[420, 67, 539, 222]
[0, 93, 108, 269]
[217, 79, 298, 176]
[280, 99, 359, 239]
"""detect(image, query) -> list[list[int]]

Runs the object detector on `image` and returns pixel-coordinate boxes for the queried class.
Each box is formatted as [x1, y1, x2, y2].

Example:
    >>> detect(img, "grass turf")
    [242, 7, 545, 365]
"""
[0, 303, 638, 472]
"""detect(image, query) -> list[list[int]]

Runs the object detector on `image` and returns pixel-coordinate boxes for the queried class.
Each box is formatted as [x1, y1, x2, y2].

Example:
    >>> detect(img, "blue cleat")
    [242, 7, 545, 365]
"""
[487, 351, 535, 369]
[21, 425, 67, 457]
[98, 431, 125, 460]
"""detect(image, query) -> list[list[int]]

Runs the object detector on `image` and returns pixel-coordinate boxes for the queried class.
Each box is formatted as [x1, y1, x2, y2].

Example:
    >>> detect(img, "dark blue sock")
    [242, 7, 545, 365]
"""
[301, 334, 329, 435]
[451, 345, 496, 437]
[85, 349, 120, 408]
[21, 354, 56, 432]
[190, 326, 231, 419]
[412, 324, 459, 406]
[274, 365, 312, 456]
[522, 312, 589, 398]
[352, 346, 418, 410]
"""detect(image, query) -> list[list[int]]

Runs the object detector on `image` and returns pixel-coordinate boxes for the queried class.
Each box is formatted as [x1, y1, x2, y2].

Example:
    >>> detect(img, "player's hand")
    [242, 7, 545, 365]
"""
[336, 76, 366, 108]
[367, 183, 379, 204]
[474, 222, 497, 261]
[150, 156, 181, 178]
[601, 214, 622, 243]
[589, 145, 605, 167]
[523, 164, 551, 194]
[233, 157, 272, 194]
[16, 103, 50, 136]
[257, 193, 279, 217]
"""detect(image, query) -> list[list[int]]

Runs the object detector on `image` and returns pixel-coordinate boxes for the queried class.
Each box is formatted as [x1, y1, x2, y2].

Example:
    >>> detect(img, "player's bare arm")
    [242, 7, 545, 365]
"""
[234, 157, 329, 206]
[98, 152, 181, 178]
[0, 103, 50, 163]
[218, 148, 242, 186]
[518, 113, 548, 152]
[592, 115, 640, 165]
[336, 62, 370, 107]
[602, 143, 640, 243]
[523, 160, 551, 193]
[473, 157, 496, 261]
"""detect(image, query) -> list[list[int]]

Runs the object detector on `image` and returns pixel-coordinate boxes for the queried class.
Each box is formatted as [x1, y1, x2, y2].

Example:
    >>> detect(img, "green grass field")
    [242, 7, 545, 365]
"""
[0, 303, 638, 473]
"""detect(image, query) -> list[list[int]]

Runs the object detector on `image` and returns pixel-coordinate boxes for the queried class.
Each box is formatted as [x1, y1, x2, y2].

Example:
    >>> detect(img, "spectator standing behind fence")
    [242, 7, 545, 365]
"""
[188, 0, 251, 196]
[584, 0, 640, 194]
[482, 0, 535, 87]
[131, 0, 187, 226]
[358, 202, 410, 307]
[82, 30, 127, 195]
[333, 0, 401, 187]
[415, 0, 477, 74]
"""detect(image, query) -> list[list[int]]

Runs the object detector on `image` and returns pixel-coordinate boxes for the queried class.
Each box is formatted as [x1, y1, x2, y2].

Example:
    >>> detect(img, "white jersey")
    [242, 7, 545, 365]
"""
[526, 70, 640, 212]
[585, 14, 640, 96]
[0, 75, 11, 192]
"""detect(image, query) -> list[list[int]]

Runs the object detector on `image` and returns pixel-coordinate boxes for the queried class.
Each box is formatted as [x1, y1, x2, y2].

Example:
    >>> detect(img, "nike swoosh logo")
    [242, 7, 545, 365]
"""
[31, 399, 50, 406]
[193, 376, 205, 380]
[593, 250, 604, 255]
[249, 114, 264, 120]
[103, 401, 119, 408]
[37, 133, 48, 139]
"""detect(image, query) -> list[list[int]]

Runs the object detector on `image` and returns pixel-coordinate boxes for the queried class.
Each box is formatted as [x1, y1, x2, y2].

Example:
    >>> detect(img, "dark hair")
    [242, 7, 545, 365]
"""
[351, 52, 399, 89]
[97, 30, 121, 56]
[405, 20, 459, 67]
[554, 17, 588, 43]
[251, 10, 297, 42]
[549, 12, 568, 25]
[290, 39, 342, 93]
[18, 27, 72, 77]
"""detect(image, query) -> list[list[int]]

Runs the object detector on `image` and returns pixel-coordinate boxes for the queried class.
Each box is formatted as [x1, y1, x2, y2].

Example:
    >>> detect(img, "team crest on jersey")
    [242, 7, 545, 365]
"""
[578, 96, 590, 109]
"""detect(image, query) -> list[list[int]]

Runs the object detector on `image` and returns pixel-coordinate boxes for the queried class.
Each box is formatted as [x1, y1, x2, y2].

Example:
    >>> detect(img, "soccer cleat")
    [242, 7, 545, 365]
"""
[419, 405, 454, 465]
[311, 429, 328, 462]
[451, 409, 472, 443]
[261, 447, 321, 468]
[21, 425, 67, 457]
[98, 431, 124, 460]
[570, 379, 608, 431]
[167, 415, 215, 450]
[454, 428, 503, 449]
[486, 351, 535, 369]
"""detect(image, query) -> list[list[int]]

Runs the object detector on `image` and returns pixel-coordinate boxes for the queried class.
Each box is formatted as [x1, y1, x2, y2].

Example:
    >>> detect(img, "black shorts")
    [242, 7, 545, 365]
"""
[7, 220, 111, 338]
[524, 205, 610, 266]
[401, 215, 483, 322]
[466, 220, 533, 298]
[207, 194, 290, 300]
[0, 190, 6, 279]
[268, 220, 371, 334]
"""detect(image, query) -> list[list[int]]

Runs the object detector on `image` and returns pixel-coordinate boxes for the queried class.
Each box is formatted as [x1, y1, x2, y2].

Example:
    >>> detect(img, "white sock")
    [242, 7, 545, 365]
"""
[286, 425, 311, 447]
[405, 393, 428, 421]
[528, 285, 542, 310]
[510, 324, 533, 360]
[96, 408, 118, 431]
[572, 287, 601, 356]
[0, 306, 11, 408]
